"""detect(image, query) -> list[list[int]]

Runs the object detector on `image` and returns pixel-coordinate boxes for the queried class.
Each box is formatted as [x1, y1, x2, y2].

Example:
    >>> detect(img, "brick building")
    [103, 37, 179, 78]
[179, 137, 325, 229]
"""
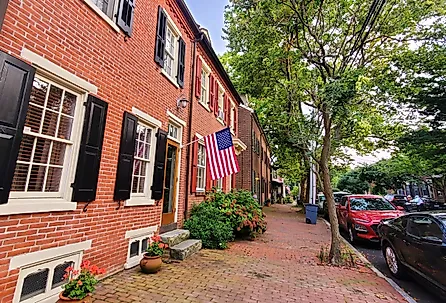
[236, 104, 271, 205]
[0, 1, 244, 302]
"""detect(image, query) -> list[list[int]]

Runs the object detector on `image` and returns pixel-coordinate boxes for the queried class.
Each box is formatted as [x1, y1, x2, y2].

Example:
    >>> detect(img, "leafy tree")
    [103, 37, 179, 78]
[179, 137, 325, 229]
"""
[337, 170, 369, 194]
[224, 0, 445, 264]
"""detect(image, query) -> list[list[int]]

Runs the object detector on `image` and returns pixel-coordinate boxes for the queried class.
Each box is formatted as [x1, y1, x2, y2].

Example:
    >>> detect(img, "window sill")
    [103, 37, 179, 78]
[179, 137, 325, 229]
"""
[198, 101, 211, 112]
[83, 0, 120, 33]
[125, 255, 143, 269]
[217, 118, 225, 126]
[161, 69, 180, 89]
[125, 197, 156, 207]
[0, 199, 76, 216]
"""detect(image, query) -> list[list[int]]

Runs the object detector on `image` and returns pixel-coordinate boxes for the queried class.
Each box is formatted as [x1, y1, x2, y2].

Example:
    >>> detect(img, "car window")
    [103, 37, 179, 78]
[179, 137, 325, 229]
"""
[407, 216, 443, 241]
[349, 198, 396, 211]
[392, 217, 407, 230]
[340, 197, 348, 207]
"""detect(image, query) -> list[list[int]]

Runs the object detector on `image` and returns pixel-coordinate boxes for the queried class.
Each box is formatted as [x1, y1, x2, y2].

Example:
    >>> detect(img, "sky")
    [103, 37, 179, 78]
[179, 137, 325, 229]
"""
[185, 0, 229, 54]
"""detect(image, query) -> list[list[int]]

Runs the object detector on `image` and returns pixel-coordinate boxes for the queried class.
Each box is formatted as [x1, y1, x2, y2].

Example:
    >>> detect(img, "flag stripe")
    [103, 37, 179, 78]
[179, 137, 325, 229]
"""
[204, 128, 240, 181]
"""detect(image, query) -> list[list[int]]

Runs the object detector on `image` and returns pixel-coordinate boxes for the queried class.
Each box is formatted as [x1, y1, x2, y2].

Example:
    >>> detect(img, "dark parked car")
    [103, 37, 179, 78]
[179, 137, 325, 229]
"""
[384, 194, 415, 211]
[378, 212, 446, 295]
[419, 197, 445, 211]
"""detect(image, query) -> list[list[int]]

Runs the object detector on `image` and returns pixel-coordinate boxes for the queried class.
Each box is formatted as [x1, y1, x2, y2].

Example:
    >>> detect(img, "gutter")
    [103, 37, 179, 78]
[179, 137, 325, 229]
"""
[184, 33, 204, 220]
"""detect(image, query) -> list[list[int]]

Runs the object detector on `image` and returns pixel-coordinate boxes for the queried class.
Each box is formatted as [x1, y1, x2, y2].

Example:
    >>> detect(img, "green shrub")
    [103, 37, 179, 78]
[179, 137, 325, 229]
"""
[184, 202, 233, 249]
[207, 189, 267, 238]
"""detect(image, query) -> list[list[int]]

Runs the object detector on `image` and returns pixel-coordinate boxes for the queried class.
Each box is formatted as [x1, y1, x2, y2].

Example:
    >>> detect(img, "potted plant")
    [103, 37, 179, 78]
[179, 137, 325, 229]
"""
[140, 235, 167, 274]
[58, 261, 105, 303]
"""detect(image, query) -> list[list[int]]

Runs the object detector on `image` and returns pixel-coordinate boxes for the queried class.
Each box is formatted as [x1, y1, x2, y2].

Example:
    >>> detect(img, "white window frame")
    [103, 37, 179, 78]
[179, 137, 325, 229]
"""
[83, 0, 120, 32]
[230, 101, 236, 135]
[130, 122, 155, 197]
[126, 108, 162, 207]
[11, 240, 91, 303]
[216, 178, 223, 190]
[160, 9, 182, 87]
[196, 141, 206, 193]
[199, 58, 212, 111]
[124, 226, 157, 269]
[0, 71, 88, 216]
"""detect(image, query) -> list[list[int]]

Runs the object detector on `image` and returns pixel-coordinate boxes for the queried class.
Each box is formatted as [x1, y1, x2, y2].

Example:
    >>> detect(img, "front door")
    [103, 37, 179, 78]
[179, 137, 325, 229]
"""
[161, 140, 179, 226]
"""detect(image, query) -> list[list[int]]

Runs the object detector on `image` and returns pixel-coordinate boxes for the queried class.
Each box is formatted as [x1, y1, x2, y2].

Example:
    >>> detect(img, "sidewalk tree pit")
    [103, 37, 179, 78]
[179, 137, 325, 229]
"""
[184, 189, 267, 249]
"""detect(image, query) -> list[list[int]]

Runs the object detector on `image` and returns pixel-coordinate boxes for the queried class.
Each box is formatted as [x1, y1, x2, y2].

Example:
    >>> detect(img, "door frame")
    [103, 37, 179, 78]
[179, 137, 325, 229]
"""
[161, 139, 180, 226]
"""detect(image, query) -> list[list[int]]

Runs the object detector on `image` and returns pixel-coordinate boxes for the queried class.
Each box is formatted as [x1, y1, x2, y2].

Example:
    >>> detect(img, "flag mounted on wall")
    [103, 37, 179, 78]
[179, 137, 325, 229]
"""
[204, 128, 240, 181]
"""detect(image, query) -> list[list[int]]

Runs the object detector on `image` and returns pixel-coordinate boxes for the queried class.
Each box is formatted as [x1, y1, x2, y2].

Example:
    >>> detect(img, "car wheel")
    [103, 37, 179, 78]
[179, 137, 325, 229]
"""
[383, 244, 404, 279]
[348, 225, 356, 243]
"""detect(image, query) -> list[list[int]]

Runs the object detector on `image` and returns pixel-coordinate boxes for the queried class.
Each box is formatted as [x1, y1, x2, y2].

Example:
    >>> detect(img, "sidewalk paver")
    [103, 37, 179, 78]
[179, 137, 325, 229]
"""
[93, 204, 407, 303]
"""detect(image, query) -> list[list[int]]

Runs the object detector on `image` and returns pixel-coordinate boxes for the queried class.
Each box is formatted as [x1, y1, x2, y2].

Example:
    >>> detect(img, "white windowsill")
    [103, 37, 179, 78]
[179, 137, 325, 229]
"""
[196, 189, 205, 193]
[217, 118, 225, 126]
[0, 199, 77, 216]
[125, 225, 158, 239]
[161, 69, 180, 89]
[83, 0, 120, 33]
[125, 196, 156, 207]
[199, 101, 211, 112]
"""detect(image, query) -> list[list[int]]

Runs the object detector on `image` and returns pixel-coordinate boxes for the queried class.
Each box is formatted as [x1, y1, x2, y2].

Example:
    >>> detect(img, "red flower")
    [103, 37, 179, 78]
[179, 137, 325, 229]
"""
[151, 235, 161, 242]
[65, 266, 73, 273]
[98, 268, 106, 274]
[90, 265, 99, 274]
[77, 280, 83, 286]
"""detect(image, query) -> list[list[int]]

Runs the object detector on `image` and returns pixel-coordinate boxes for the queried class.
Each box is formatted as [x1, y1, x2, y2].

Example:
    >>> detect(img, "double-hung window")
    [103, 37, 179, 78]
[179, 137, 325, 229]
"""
[84, 0, 135, 35]
[200, 70, 208, 105]
[196, 143, 206, 192]
[11, 76, 80, 199]
[217, 86, 225, 121]
[164, 27, 176, 78]
[90, 0, 117, 19]
[131, 124, 154, 195]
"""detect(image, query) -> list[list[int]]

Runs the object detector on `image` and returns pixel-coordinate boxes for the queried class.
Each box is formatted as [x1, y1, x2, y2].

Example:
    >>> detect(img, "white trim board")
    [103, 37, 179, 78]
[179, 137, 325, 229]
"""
[9, 240, 92, 270]
[125, 225, 158, 239]
[132, 107, 162, 128]
[167, 110, 187, 127]
[21, 48, 98, 94]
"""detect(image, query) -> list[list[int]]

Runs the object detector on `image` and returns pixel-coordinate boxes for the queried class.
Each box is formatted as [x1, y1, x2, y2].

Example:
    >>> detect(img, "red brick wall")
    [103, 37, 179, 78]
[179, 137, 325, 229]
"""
[186, 45, 240, 213]
[0, 0, 197, 301]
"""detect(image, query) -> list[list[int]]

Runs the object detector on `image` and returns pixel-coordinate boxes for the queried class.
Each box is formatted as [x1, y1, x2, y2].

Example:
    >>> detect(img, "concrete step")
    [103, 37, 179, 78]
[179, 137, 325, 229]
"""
[160, 229, 190, 247]
[170, 239, 202, 260]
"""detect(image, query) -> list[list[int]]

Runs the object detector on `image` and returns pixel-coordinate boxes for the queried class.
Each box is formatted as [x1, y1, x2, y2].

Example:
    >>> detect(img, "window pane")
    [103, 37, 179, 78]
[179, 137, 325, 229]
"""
[138, 176, 145, 193]
[20, 268, 49, 301]
[50, 142, 67, 166]
[45, 167, 62, 192]
[42, 110, 59, 136]
[62, 92, 77, 116]
[11, 164, 28, 191]
[28, 165, 46, 192]
[30, 78, 49, 107]
[130, 240, 139, 258]
[47, 85, 63, 112]
[17, 135, 34, 162]
[33, 138, 51, 164]
[58, 116, 73, 140]
[132, 176, 139, 194]
[141, 238, 148, 253]
[52, 262, 73, 289]
[25, 104, 44, 133]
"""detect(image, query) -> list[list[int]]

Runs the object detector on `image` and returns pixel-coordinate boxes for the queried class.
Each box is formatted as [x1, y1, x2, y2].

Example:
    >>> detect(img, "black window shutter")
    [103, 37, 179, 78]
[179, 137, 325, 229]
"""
[117, 0, 136, 36]
[72, 96, 108, 202]
[0, 52, 35, 204]
[151, 129, 168, 200]
[114, 112, 137, 201]
[177, 37, 186, 88]
[154, 6, 167, 67]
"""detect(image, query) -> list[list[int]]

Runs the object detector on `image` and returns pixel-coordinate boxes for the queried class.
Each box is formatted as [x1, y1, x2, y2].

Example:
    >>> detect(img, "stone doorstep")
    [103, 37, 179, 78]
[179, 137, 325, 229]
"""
[160, 229, 190, 247]
[170, 239, 202, 261]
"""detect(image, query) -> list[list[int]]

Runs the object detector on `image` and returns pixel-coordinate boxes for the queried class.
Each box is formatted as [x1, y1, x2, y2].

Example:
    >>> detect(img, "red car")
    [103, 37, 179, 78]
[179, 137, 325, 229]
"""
[337, 195, 405, 243]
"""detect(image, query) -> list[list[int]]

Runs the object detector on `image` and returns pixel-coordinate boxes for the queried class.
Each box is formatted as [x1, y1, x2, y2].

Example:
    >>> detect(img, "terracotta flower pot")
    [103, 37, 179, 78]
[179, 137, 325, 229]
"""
[140, 254, 162, 274]
[57, 292, 92, 303]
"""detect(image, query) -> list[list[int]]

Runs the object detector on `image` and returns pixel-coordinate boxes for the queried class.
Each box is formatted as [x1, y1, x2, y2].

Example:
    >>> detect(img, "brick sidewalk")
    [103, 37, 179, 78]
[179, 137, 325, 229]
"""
[92, 204, 407, 303]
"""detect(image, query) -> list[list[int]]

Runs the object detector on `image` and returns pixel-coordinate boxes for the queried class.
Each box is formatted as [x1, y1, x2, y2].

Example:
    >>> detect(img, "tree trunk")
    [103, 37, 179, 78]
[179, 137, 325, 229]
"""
[320, 111, 343, 265]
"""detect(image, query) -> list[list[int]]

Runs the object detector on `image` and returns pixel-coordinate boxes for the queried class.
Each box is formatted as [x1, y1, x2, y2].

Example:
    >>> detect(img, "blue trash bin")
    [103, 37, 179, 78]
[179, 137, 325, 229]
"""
[305, 204, 319, 224]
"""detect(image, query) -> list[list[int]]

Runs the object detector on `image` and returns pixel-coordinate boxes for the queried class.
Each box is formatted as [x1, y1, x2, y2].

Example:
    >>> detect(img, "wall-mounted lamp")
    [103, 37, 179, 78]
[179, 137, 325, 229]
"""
[177, 95, 189, 109]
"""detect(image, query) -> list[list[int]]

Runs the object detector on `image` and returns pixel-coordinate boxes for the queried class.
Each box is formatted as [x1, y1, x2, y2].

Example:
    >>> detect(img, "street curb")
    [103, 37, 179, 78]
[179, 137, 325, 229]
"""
[322, 219, 417, 303]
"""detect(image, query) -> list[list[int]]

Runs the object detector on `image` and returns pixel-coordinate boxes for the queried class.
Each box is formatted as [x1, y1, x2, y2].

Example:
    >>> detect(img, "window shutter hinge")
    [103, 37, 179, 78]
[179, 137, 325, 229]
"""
[70, 182, 75, 188]
[83, 102, 88, 107]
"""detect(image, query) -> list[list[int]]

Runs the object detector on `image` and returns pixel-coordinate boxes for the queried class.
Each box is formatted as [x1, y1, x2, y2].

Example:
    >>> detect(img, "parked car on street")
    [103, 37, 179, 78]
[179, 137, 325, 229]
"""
[384, 194, 415, 211]
[337, 195, 405, 243]
[378, 212, 446, 296]
[419, 197, 445, 211]
[323, 191, 351, 219]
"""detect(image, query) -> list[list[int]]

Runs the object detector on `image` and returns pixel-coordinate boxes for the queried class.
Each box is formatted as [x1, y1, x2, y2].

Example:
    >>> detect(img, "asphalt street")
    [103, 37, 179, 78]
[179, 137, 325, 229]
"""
[351, 239, 444, 303]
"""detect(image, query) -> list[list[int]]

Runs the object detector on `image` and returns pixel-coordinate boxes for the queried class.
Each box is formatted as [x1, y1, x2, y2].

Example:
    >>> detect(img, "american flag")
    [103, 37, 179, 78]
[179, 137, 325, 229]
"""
[204, 128, 240, 180]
